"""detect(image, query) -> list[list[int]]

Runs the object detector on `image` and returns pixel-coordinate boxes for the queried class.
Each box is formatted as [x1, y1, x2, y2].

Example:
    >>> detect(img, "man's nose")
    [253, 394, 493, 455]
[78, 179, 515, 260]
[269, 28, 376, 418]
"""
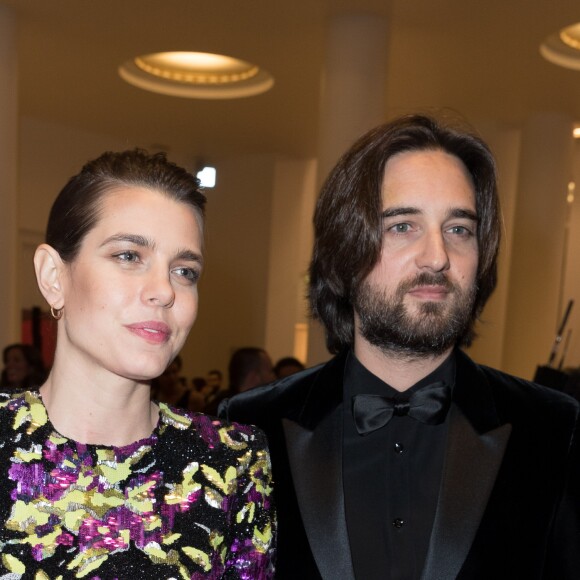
[415, 230, 450, 272]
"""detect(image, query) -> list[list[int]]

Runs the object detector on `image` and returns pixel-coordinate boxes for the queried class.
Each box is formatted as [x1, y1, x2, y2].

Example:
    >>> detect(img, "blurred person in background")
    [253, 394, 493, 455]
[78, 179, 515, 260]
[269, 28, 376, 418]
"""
[150, 355, 190, 407]
[1, 343, 47, 391]
[206, 348, 274, 415]
[273, 356, 305, 379]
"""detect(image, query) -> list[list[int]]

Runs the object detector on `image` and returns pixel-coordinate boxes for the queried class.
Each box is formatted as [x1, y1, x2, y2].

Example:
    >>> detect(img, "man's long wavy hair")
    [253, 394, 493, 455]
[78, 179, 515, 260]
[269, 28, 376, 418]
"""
[308, 114, 501, 354]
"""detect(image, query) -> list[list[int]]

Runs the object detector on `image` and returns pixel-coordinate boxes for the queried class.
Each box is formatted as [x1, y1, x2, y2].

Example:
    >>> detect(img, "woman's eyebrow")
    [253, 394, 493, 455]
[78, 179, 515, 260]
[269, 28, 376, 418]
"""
[100, 234, 203, 265]
[176, 249, 204, 266]
[100, 233, 153, 248]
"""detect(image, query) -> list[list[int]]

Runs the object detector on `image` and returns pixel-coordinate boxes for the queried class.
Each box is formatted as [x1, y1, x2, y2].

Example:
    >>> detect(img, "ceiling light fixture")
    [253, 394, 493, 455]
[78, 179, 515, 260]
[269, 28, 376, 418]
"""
[119, 51, 274, 99]
[540, 23, 580, 71]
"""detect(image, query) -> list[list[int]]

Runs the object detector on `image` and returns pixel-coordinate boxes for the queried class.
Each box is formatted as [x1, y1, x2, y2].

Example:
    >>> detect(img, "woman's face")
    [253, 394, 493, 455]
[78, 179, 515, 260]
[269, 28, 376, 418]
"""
[57, 186, 203, 383]
[4, 348, 31, 386]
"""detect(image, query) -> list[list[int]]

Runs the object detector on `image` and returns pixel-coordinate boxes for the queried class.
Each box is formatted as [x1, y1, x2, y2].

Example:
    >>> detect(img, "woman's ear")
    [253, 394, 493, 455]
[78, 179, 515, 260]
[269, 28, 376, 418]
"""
[34, 244, 66, 310]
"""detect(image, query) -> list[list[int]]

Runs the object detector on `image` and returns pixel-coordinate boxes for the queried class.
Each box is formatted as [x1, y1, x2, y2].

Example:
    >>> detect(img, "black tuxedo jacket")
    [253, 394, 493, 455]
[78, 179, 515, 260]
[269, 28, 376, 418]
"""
[219, 349, 580, 579]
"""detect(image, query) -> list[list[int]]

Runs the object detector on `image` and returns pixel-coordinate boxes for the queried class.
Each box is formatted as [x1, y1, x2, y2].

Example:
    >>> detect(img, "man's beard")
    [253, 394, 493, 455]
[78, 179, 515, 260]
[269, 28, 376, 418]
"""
[353, 272, 477, 357]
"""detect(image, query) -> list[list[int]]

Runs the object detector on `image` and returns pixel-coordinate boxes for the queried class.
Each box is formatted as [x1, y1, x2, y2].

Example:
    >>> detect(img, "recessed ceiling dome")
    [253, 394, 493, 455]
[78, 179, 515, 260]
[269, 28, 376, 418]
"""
[540, 23, 580, 71]
[119, 51, 274, 99]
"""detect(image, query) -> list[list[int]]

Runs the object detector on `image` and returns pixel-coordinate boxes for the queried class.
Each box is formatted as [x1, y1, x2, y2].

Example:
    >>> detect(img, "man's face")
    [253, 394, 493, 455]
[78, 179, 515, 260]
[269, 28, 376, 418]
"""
[353, 149, 479, 357]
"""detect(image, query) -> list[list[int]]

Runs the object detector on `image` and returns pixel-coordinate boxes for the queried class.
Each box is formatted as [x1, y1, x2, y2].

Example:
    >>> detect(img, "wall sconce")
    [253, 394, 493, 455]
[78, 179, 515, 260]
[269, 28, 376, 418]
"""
[196, 165, 217, 188]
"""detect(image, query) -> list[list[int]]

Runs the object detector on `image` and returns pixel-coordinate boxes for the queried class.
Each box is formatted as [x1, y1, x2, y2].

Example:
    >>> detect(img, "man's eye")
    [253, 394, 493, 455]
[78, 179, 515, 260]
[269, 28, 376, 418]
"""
[448, 226, 472, 236]
[389, 223, 411, 233]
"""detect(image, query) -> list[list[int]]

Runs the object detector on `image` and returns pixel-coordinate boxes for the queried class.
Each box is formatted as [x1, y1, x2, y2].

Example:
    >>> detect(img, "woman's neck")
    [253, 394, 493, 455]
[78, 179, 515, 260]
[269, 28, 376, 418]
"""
[39, 362, 159, 447]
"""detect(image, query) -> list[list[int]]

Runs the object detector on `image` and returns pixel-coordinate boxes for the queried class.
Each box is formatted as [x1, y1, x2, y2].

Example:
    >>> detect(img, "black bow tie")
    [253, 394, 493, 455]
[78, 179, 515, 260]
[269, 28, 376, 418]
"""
[352, 381, 451, 436]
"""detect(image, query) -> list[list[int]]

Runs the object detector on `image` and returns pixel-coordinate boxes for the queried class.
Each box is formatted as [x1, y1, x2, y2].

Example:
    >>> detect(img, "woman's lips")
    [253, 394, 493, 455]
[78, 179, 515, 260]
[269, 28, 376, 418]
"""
[126, 321, 171, 344]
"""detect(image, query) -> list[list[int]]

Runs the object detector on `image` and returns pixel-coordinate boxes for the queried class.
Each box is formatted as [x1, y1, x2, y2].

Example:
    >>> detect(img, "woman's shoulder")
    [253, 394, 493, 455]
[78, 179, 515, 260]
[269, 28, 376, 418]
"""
[0, 390, 49, 446]
[157, 403, 269, 452]
[0, 390, 45, 421]
[155, 404, 273, 495]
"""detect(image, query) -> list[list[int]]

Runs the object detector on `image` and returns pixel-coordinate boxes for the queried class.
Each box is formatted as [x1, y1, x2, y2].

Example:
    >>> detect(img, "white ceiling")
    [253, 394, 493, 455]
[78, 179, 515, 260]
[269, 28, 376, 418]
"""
[4, 0, 580, 159]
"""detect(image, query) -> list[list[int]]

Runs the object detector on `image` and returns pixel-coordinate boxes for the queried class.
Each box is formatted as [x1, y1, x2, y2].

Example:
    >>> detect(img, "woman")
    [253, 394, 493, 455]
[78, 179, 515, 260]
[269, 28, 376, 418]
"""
[0, 150, 275, 579]
[1, 343, 47, 390]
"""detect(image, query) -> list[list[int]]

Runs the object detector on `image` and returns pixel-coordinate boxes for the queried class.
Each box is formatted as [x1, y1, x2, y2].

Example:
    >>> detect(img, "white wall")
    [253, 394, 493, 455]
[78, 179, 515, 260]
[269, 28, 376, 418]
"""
[180, 153, 277, 380]
[465, 122, 520, 369]
[502, 114, 574, 380]
[18, 117, 132, 312]
[264, 158, 317, 364]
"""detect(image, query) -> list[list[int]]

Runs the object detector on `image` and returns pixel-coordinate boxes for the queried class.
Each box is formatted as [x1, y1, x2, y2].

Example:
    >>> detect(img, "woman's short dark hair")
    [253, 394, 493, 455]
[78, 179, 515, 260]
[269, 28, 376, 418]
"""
[309, 114, 501, 354]
[46, 149, 206, 262]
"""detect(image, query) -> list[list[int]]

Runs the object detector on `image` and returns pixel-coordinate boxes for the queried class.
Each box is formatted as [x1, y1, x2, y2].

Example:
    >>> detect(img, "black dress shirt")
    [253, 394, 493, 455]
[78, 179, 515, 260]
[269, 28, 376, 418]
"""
[343, 351, 455, 580]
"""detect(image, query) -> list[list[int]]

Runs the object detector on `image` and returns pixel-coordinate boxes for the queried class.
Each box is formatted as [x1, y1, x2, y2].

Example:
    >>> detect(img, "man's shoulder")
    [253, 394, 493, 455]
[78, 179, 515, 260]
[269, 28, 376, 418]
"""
[219, 354, 347, 427]
[463, 353, 580, 422]
[219, 363, 326, 424]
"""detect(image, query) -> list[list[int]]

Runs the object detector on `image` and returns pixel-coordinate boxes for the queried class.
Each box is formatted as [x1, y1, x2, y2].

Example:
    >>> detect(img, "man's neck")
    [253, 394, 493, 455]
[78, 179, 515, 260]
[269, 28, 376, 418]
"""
[353, 339, 454, 392]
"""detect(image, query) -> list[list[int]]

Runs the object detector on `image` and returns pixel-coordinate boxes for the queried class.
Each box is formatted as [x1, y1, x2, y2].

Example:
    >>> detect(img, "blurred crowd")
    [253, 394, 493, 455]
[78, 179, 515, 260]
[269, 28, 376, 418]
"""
[151, 348, 305, 415]
[1, 341, 303, 416]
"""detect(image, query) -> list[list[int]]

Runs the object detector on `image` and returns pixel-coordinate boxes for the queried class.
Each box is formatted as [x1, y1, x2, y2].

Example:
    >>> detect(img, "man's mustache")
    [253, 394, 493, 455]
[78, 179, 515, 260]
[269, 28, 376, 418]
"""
[398, 272, 455, 294]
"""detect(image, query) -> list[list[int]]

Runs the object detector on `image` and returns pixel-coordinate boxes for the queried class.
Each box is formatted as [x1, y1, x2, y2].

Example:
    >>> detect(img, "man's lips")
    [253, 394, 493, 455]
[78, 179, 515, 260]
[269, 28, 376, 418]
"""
[126, 321, 171, 344]
[407, 285, 450, 300]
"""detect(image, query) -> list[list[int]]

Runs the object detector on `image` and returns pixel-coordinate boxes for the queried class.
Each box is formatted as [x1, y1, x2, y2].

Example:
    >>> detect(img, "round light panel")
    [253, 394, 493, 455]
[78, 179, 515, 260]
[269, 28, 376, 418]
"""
[119, 51, 274, 99]
[540, 23, 580, 71]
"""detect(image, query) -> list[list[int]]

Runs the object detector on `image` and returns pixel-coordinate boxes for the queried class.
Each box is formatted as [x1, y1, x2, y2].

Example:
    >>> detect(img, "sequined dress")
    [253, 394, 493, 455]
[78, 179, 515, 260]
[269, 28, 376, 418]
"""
[0, 391, 275, 579]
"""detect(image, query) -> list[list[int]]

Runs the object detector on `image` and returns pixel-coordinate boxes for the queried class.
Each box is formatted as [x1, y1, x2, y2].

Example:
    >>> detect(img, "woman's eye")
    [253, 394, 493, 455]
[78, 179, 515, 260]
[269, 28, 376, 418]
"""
[173, 267, 200, 283]
[114, 250, 140, 262]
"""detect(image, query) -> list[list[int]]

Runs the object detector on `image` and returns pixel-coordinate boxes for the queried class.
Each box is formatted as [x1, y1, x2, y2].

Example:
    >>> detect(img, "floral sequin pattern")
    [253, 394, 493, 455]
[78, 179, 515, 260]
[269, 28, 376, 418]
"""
[0, 391, 275, 579]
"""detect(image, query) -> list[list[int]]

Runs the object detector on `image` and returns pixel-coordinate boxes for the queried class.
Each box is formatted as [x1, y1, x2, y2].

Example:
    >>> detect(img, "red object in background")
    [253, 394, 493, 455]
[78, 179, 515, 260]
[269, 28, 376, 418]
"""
[21, 308, 56, 370]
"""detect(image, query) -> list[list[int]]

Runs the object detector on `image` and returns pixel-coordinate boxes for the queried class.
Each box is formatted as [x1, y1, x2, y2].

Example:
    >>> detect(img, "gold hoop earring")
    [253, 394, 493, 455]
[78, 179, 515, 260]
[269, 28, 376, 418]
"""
[50, 306, 63, 320]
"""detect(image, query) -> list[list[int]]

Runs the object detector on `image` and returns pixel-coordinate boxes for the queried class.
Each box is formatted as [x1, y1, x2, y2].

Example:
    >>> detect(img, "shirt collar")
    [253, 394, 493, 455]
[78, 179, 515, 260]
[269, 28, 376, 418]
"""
[344, 349, 456, 399]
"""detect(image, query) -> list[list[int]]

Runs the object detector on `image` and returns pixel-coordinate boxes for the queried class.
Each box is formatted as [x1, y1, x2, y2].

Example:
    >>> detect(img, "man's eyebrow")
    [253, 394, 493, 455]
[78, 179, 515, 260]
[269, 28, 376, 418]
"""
[450, 208, 478, 222]
[381, 207, 478, 222]
[381, 207, 421, 219]
[100, 234, 153, 248]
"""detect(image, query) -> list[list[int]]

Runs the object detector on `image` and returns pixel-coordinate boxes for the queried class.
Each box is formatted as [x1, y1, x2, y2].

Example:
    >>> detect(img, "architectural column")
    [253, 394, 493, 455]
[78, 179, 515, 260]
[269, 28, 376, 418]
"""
[308, 12, 389, 365]
[0, 6, 19, 350]
[502, 113, 574, 379]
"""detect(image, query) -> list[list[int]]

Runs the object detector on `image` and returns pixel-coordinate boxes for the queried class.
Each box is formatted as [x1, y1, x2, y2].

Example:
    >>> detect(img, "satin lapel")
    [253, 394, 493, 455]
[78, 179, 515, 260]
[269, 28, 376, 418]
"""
[283, 407, 355, 580]
[420, 403, 511, 580]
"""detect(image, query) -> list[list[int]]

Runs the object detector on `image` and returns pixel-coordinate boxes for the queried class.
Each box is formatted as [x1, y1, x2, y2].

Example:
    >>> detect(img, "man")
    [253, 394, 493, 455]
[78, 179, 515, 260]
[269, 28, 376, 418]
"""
[220, 115, 580, 579]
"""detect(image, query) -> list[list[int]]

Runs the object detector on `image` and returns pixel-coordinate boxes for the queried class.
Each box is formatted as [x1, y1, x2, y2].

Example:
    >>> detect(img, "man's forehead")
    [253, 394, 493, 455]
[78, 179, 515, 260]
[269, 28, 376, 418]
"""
[380, 149, 476, 211]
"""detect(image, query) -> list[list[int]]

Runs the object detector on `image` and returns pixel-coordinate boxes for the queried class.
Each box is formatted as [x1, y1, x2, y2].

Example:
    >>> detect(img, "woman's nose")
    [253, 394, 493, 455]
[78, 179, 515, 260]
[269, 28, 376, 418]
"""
[143, 267, 175, 308]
